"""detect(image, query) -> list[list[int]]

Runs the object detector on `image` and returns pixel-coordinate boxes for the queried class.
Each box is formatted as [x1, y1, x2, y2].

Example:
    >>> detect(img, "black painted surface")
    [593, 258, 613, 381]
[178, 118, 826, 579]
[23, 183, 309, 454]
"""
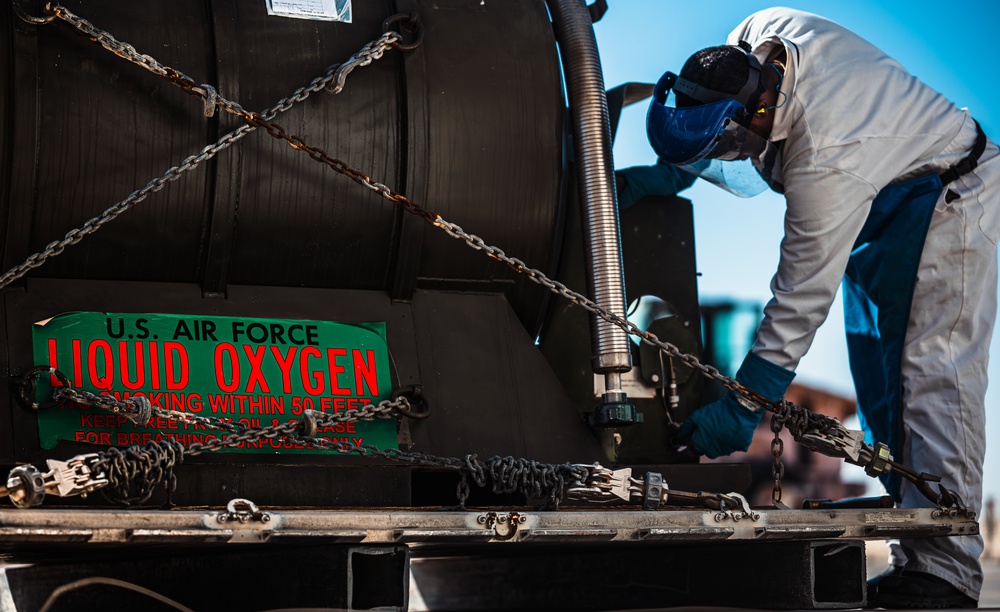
[1, 0, 563, 333]
[4, 544, 410, 611]
[411, 540, 866, 610]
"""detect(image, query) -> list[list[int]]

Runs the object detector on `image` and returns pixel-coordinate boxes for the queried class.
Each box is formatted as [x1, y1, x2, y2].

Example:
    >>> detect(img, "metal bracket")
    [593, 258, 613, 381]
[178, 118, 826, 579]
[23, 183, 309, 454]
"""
[208, 499, 275, 543]
[477, 511, 527, 541]
[714, 492, 759, 523]
[216, 498, 271, 525]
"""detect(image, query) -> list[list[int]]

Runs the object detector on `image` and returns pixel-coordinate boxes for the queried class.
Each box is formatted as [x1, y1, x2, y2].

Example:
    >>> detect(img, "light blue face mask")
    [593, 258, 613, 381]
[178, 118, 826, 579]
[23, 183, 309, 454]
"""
[678, 150, 778, 198]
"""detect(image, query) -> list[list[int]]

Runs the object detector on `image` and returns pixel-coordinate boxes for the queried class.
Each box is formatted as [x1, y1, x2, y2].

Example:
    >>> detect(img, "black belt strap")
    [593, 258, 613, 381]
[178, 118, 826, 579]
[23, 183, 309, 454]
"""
[940, 119, 987, 186]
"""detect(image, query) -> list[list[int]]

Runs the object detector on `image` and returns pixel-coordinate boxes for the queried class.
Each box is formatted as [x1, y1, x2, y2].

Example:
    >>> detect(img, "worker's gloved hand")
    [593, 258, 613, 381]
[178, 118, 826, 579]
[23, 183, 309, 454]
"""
[615, 159, 696, 210]
[677, 352, 795, 458]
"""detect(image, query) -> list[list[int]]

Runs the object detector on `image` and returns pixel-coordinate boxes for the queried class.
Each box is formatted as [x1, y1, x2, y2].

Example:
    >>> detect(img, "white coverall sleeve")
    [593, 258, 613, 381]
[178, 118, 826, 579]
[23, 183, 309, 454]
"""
[752, 166, 878, 370]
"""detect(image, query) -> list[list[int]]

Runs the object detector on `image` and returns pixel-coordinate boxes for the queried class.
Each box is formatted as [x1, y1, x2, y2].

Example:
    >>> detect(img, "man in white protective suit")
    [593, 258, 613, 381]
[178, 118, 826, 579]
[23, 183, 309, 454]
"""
[624, 7, 998, 609]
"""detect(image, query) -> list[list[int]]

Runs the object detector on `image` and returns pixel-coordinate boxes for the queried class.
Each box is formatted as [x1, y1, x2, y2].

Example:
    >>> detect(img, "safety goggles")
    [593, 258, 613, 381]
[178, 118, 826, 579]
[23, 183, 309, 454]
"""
[645, 71, 779, 198]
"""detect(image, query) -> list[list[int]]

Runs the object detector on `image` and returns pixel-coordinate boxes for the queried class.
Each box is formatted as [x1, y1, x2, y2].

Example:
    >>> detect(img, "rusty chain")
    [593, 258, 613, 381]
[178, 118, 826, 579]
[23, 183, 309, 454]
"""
[770, 411, 785, 507]
[29, 375, 754, 515]
[34, 382, 589, 508]
[0, 6, 403, 291]
[5, 4, 968, 513]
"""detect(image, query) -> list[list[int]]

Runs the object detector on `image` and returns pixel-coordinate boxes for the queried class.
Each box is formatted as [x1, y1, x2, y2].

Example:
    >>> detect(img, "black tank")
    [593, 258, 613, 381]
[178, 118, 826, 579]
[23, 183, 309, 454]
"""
[1, 0, 564, 332]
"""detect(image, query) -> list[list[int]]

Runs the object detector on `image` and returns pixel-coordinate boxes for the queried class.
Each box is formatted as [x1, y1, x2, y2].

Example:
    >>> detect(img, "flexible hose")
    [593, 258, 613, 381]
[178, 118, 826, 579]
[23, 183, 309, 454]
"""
[547, 0, 631, 375]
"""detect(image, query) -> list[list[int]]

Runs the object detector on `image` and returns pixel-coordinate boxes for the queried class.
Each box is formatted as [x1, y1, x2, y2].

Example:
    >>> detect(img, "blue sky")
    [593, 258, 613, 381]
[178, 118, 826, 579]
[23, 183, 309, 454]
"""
[592, 2, 1000, 504]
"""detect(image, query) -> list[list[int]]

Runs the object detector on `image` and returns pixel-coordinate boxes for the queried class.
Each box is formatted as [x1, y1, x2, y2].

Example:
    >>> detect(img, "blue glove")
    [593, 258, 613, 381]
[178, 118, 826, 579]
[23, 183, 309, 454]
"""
[677, 352, 795, 458]
[616, 159, 696, 210]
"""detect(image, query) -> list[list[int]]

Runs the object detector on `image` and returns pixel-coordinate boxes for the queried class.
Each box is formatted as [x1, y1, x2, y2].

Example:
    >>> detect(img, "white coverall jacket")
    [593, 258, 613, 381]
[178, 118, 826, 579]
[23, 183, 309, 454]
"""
[729, 7, 999, 599]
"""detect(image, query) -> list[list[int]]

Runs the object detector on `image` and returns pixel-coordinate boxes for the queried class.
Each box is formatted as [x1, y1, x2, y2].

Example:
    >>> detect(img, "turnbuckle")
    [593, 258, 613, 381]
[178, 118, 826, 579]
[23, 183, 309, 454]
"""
[0, 454, 109, 508]
[863, 442, 892, 477]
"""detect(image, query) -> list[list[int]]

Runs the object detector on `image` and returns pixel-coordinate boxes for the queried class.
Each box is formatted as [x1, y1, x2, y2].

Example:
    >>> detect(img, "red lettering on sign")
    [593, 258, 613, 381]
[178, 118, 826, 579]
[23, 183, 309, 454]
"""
[118, 341, 145, 390]
[116, 432, 153, 446]
[214, 343, 240, 393]
[88, 339, 113, 389]
[316, 421, 357, 434]
[353, 349, 378, 396]
[72, 339, 83, 387]
[301, 346, 324, 395]
[164, 342, 189, 390]
[208, 393, 231, 413]
[47, 338, 61, 386]
[76, 430, 112, 445]
[327, 348, 350, 396]
[81, 413, 128, 428]
[171, 392, 203, 413]
[243, 345, 270, 393]
[149, 341, 161, 389]
[46, 339, 63, 384]
[329, 397, 365, 413]
[270, 346, 297, 393]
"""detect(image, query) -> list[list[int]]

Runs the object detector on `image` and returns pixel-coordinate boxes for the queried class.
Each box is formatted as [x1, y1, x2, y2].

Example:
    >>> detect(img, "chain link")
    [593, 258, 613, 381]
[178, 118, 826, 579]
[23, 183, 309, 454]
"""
[770, 411, 785, 507]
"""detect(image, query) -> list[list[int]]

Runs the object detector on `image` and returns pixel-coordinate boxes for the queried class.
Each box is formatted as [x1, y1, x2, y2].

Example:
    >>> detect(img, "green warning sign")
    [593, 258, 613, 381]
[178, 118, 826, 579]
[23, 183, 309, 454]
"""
[31, 312, 397, 453]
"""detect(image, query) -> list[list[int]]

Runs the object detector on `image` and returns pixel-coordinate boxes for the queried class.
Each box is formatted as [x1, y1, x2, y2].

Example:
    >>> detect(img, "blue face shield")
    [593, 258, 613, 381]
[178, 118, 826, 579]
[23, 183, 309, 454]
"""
[645, 70, 780, 198]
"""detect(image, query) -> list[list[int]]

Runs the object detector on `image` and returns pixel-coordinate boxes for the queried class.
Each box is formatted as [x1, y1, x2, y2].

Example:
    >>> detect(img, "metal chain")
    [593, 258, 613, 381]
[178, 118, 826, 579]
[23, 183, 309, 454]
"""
[51, 385, 586, 508]
[47, 3, 401, 108]
[52, 382, 748, 514]
[0, 6, 402, 290]
[770, 411, 785, 507]
[97, 441, 185, 507]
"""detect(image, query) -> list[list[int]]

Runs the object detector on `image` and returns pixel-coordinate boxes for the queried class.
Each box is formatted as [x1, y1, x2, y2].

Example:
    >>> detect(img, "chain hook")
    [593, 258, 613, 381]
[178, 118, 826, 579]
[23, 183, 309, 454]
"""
[13, 0, 56, 24]
[382, 12, 423, 51]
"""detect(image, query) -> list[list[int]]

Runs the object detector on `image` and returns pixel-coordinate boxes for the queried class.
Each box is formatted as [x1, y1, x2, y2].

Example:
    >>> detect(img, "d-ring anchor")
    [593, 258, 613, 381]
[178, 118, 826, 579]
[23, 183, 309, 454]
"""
[393, 384, 431, 420]
[382, 12, 423, 51]
[13, 366, 70, 411]
[477, 511, 525, 541]
[13, 1, 56, 24]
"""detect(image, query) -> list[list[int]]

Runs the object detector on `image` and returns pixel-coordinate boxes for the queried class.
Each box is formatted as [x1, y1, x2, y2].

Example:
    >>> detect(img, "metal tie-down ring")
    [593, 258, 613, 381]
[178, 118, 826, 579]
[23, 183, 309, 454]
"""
[393, 384, 431, 420]
[13, 0, 56, 24]
[382, 12, 423, 51]
[13, 366, 71, 411]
